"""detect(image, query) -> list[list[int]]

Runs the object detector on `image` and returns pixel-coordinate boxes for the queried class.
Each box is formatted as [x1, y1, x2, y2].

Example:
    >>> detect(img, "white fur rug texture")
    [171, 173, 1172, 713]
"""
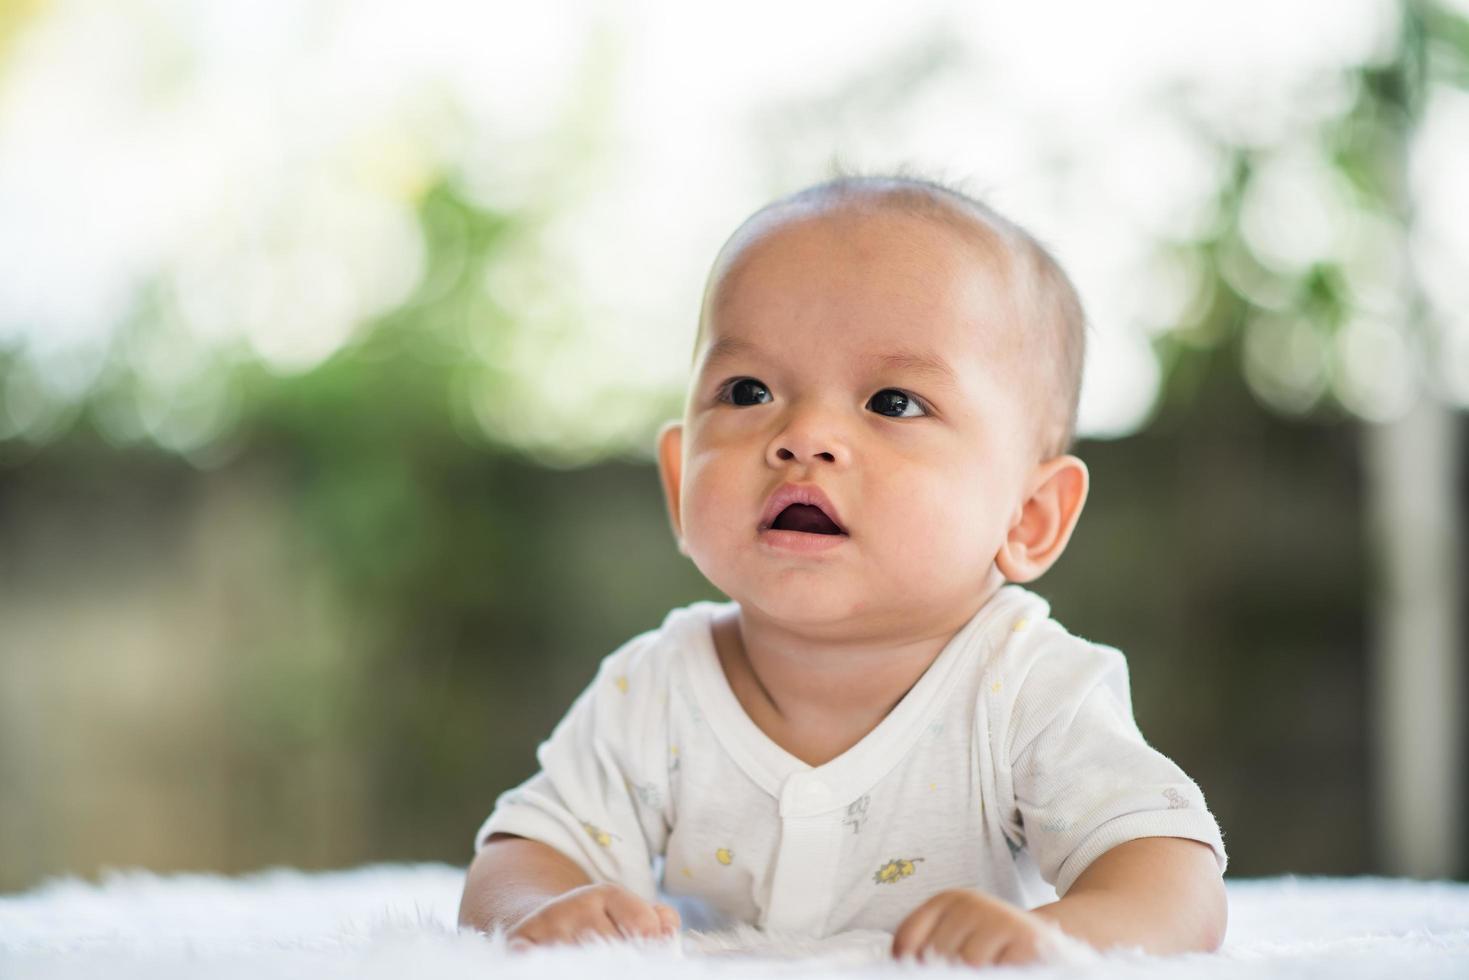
[1, 864, 1466, 978]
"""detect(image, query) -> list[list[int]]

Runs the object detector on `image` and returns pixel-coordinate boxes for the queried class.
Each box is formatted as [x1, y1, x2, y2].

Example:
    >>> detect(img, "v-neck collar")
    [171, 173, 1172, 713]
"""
[677, 588, 1028, 808]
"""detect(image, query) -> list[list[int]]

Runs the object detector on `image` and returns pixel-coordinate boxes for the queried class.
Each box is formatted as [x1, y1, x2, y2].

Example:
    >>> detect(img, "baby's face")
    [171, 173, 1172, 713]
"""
[665, 208, 1044, 632]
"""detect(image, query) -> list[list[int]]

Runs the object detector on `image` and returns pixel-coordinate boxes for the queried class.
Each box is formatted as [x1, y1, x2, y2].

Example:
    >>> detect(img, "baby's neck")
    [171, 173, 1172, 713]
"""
[713, 579, 1004, 766]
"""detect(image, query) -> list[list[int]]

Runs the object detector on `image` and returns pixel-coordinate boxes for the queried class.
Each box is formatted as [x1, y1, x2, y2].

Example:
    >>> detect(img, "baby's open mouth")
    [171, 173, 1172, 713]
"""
[769, 503, 845, 535]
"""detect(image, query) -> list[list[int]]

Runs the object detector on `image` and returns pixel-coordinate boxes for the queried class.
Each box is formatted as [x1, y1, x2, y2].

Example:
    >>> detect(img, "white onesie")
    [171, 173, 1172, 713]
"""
[476, 584, 1228, 936]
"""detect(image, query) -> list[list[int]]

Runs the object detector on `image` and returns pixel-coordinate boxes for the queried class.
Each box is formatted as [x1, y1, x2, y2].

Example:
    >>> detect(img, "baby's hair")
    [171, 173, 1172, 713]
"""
[695, 170, 1088, 460]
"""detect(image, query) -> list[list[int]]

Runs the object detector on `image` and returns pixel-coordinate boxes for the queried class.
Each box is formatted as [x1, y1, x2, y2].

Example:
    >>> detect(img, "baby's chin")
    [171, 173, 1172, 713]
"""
[712, 564, 998, 642]
[719, 579, 899, 637]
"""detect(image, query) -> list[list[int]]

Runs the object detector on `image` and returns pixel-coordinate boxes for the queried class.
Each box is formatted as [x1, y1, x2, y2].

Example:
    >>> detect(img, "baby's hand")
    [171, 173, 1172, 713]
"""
[506, 883, 680, 949]
[892, 888, 1059, 966]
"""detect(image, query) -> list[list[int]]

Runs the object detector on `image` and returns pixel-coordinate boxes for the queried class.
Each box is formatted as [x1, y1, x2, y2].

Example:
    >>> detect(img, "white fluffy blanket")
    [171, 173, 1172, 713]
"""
[2, 865, 1466, 978]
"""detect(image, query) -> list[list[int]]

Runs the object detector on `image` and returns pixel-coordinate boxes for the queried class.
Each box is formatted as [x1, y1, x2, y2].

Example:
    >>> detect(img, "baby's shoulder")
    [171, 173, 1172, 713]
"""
[979, 587, 1130, 702]
[971, 592, 1142, 757]
[586, 599, 729, 696]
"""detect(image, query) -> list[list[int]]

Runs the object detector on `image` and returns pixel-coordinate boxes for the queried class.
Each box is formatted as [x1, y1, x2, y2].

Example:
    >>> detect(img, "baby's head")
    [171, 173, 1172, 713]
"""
[657, 175, 1091, 634]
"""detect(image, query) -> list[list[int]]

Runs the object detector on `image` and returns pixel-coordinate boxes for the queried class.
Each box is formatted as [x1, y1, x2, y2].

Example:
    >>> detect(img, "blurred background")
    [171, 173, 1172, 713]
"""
[1, 0, 1466, 894]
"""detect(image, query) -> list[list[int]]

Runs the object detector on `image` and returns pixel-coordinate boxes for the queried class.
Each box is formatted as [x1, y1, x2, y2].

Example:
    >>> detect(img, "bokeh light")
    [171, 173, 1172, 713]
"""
[4, 0, 1459, 463]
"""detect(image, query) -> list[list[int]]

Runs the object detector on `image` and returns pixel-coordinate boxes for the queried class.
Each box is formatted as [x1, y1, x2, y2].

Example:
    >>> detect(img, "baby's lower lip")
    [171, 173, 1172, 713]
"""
[757, 528, 850, 554]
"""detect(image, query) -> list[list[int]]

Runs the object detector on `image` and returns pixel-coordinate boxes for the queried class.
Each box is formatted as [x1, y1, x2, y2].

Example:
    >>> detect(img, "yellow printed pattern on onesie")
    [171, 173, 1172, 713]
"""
[582, 821, 618, 848]
[873, 857, 924, 884]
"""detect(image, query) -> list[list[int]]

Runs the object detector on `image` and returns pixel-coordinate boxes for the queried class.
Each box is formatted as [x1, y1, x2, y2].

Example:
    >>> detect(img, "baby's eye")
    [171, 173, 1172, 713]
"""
[720, 378, 772, 406]
[867, 388, 926, 418]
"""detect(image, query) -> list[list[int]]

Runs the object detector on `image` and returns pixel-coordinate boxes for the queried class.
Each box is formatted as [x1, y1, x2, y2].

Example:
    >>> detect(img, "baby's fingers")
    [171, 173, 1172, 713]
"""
[654, 902, 681, 937]
[993, 932, 1046, 967]
[508, 912, 621, 949]
[605, 889, 668, 940]
[924, 902, 999, 963]
[891, 895, 948, 959]
[507, 928, 605, 954]
[957, 929, 1013, 967]
[507, 897, 620, 948]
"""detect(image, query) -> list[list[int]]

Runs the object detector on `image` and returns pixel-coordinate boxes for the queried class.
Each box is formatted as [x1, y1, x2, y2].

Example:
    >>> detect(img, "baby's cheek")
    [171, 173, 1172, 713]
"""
[679, 463, 727, 526]
[882, 485, 997, 576]
[683, 476, 741, 540]
[889, 483, 967, 548]
[679, 482, 747, 579]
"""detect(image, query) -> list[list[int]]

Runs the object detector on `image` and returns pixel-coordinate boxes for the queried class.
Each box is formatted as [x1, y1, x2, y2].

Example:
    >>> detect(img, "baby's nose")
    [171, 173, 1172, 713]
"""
[767, 423, 844, 466]
[765, 400, 850, 466]
[773, 445, 836, 463]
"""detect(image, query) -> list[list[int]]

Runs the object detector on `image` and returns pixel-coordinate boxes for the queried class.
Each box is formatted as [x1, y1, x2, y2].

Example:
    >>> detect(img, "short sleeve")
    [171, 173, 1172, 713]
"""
[1001, 630, 1228, 898]
[474, 630, 673, 902]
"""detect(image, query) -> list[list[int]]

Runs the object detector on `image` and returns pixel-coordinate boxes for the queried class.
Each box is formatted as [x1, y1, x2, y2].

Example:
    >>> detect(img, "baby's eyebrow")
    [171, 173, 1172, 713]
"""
[702, 335, 759, 368]
[877, 349, 961, 391]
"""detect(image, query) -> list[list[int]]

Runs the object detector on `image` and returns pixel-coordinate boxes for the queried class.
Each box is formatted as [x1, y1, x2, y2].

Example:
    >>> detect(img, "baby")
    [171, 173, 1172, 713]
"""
[458, 175, 1228, 966]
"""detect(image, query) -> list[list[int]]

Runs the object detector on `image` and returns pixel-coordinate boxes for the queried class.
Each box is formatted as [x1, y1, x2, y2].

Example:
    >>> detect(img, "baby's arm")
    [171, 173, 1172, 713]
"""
[892, 836, 1224, 965]
[1029, 836, 1226, 953]
[462, 630, 677, 945]
[458, 833, 679, 945]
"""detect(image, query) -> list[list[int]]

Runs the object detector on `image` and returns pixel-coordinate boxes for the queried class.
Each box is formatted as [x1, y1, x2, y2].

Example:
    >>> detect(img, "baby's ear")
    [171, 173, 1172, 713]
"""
[656, 421, 688, 554]
[994, 454, 1089, 583]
